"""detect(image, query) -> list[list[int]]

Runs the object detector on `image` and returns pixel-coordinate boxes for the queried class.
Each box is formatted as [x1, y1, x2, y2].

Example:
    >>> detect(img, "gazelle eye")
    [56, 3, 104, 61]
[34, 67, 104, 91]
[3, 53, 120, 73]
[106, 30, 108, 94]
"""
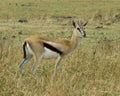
[77, 27, 81, 32]
[77, 27, 80, 30]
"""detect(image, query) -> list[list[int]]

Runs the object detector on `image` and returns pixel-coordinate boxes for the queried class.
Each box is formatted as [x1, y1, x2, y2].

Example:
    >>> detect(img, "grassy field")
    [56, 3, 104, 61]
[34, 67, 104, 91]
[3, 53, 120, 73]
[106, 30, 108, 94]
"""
[0, 0, 120, 96]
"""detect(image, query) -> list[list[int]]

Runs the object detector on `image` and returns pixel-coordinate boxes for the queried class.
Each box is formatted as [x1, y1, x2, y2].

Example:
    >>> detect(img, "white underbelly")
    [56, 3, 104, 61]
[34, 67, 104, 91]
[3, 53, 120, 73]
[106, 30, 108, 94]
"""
[43, 47, 59, 59]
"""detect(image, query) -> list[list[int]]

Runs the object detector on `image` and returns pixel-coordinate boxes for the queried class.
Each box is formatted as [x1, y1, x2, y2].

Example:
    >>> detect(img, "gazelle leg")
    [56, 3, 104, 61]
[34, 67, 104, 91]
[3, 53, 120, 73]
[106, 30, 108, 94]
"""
[32, 55, 43, 75]
[19, 56, 32, 76]
[58, 64, 62, 73]
[54, 55, 62, 76]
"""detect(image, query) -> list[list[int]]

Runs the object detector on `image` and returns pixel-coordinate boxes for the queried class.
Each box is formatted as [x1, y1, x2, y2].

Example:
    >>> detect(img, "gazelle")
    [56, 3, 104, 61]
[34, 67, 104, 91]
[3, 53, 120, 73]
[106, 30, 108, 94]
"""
[19, 21, 87, 77]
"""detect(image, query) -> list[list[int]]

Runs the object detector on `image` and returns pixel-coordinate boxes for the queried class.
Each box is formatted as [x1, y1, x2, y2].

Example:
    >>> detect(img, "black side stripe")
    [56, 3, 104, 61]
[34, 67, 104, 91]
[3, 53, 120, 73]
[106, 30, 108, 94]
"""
[23, 42, 27, 58]
[43, 42, 63, 55]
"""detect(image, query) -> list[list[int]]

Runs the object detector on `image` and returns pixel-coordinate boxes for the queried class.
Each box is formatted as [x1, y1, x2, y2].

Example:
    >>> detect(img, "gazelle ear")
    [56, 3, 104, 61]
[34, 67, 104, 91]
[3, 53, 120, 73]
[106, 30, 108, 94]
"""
[72, 20, 76, 28]
[82, 21, 88, 26]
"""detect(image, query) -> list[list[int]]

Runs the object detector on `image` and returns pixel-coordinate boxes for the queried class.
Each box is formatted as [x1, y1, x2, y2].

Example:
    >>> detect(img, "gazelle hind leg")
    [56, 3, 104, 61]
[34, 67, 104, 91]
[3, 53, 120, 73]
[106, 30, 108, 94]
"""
[19, 56, 32, 76]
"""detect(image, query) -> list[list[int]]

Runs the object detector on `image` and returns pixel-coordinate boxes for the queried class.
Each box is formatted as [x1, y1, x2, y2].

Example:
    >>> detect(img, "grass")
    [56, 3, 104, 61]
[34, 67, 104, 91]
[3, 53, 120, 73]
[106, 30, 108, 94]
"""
[0, 0, 120, 96]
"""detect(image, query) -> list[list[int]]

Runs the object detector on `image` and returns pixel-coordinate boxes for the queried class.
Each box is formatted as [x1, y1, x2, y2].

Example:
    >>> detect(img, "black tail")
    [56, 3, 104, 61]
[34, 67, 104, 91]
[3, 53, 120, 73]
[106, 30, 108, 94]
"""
[23, 42, 27, 58]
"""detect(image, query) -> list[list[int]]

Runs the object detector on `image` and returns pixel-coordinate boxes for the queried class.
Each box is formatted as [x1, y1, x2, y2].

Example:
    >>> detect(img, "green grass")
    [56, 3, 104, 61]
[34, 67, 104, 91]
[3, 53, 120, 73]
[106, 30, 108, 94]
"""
[0, 0, 120, 96]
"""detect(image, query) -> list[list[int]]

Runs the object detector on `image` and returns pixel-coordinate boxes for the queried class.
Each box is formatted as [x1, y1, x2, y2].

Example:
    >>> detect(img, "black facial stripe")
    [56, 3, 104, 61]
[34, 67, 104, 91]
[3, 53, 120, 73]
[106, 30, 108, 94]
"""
[43, 42, 63, 55]
[77, 28, 81, 33]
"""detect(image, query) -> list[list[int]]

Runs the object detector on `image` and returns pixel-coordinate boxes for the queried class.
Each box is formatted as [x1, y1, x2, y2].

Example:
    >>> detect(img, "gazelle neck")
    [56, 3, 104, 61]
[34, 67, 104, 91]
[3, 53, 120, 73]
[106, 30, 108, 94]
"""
[70, 29, 80, 50]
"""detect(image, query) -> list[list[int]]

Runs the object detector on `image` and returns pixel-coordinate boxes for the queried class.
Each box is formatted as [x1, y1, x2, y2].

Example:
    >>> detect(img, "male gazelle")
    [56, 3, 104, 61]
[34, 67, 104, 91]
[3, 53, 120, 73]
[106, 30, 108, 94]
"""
[19, 21, 87, 77]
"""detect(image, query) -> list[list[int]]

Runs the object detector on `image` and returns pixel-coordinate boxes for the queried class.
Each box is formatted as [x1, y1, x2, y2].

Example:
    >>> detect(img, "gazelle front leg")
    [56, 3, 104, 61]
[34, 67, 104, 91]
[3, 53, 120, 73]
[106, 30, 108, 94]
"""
[54, 55, 62, 76]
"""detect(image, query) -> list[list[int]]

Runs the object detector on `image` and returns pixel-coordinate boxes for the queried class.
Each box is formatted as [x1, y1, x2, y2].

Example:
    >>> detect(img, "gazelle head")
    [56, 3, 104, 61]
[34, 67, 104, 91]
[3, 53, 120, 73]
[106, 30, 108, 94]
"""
[72, 20, 87, 38]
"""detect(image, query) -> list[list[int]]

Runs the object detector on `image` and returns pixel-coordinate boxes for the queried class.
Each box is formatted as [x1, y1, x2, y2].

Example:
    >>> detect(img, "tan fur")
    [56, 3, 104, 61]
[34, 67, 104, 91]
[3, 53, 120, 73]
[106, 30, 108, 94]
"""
[25, 29, 80, 55]
[19, 21, 87, 77]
